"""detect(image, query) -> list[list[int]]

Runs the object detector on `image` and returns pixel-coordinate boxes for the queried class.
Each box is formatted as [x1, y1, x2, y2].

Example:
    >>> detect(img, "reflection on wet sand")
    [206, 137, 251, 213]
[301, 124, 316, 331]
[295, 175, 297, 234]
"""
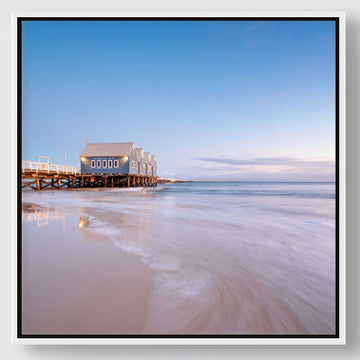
[78, 216, 90, 228]
[76, 207, 151, 251]
[22, 203, 66, 227]
[77, 215, 109, 243]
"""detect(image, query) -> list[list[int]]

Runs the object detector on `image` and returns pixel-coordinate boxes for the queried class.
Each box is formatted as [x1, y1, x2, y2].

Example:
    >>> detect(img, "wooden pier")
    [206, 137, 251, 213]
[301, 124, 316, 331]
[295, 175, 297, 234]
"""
[21, 161, 157, 191]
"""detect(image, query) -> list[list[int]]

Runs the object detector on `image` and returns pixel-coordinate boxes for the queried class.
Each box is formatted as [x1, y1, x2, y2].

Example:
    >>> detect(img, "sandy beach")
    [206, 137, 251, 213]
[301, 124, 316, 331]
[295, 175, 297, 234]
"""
[21, 183, 336, 335]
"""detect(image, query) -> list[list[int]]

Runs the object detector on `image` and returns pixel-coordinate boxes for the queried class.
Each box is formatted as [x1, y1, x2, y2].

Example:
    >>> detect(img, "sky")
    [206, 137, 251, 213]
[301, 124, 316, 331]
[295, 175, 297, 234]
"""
[21, 20, 336, 181]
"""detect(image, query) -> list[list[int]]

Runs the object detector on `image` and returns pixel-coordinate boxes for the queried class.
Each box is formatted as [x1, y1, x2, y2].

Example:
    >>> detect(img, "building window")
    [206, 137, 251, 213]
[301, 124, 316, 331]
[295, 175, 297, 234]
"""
[91, 160, 95, 168]
[97, 160, 101, 168]
[102, 160, 107, 168]
[114, 160, 119, 168]
[108, 160, 112, 168]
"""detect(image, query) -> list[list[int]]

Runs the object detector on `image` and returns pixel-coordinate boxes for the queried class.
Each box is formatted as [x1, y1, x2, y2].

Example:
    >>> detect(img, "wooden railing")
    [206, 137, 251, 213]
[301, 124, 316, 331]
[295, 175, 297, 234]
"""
[22, 160, 81, 175]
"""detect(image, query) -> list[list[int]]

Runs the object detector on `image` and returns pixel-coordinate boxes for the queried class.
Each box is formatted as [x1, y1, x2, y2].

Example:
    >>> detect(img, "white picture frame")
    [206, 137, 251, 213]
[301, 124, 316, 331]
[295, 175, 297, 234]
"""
[11, 11, 346, 345]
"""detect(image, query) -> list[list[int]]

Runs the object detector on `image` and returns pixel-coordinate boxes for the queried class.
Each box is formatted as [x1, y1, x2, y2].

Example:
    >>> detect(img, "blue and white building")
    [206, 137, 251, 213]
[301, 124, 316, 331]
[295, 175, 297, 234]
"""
[151, 155, 157, 177]
[80, 142, 157, 176]
[135, 147, 146, 175]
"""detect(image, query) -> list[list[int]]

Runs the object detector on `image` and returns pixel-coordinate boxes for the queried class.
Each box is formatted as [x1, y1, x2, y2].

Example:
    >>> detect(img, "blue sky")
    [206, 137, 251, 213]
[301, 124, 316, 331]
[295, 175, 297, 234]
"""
[22, 20, 336, 180]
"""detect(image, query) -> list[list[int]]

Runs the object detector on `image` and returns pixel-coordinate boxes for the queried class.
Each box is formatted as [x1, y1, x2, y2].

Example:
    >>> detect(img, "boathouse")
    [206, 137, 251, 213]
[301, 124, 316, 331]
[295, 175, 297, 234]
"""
[143, 152, 151, 176]
[151, 155, 157, 177]
[135, 147, 146, 175]
[80, 142, 157, 177]
[80, 142, 139, 175]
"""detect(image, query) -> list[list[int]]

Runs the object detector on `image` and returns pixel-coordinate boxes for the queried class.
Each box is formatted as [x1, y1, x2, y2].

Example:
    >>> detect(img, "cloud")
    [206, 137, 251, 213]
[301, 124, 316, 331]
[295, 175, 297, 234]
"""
[192, 156, 335, 181]
[195, 156, 334, 167]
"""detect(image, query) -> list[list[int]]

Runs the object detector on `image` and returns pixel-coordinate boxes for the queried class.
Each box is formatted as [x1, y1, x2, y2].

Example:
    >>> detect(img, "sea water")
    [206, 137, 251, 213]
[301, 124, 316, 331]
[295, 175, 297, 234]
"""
[22, 181, 336, 334]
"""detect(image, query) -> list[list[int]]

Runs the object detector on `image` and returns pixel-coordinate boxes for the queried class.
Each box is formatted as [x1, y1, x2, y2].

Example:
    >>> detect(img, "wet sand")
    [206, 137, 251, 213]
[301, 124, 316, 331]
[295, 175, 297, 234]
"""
[22, 205, 154, 335]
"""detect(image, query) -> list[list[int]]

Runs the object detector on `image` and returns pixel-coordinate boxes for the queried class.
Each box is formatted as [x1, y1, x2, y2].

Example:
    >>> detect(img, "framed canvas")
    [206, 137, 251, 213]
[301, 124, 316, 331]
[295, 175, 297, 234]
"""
[12, 11, 346, 345]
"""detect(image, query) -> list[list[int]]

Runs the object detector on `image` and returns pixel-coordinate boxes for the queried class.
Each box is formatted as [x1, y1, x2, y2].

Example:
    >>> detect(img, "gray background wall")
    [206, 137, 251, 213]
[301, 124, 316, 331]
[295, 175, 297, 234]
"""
[1, 0, 359, 359]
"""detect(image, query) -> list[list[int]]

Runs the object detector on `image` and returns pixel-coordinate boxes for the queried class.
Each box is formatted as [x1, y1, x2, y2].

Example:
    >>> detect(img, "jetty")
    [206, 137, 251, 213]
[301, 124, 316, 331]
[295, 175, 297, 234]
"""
[21, 160, 158, 191]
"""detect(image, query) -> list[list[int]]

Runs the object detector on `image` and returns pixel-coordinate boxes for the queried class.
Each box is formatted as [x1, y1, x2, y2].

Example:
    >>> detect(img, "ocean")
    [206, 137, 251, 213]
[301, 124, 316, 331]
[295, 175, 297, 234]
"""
[21, 181, 336, 335]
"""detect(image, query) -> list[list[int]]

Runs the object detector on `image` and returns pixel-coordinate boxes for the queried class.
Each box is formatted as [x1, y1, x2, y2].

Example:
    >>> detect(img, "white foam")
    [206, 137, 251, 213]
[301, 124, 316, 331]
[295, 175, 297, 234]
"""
[89, 225, 122, 237]
[109, 187, 145, 192]
[111, 238, 181, 273]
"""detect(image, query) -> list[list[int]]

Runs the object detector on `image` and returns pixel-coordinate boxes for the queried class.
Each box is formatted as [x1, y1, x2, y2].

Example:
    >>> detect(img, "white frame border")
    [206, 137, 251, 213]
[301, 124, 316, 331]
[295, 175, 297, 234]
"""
[11, 10, 346, 345]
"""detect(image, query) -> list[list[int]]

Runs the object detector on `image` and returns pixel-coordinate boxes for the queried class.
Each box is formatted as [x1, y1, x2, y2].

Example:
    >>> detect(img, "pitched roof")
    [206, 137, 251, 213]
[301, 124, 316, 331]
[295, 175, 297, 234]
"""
[80, 143, 135, 157]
